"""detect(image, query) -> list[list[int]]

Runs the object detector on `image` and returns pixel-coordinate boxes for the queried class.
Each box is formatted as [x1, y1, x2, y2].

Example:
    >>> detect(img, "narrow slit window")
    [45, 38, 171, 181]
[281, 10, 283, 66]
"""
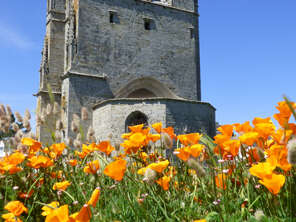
[109, 12, 114, 23]
[144, 19, 151, 30]
[189, 28, 194, 39]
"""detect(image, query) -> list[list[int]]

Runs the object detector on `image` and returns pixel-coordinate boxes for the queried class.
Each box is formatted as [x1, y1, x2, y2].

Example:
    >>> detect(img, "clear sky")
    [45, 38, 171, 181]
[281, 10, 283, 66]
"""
[0, 0, 295, 128]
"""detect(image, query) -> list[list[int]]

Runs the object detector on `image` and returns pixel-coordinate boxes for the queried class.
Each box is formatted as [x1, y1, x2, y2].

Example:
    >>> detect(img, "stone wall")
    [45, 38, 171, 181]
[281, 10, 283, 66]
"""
[61, 73, 114, 139]
[92, 98, 215, 143]
[70, 0, 201, 100]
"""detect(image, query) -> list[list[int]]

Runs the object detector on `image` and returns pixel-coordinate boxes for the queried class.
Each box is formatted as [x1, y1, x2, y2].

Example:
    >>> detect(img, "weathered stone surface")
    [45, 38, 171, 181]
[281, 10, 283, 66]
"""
[93, 98, 215, 142]
[37, 0, 215, 144]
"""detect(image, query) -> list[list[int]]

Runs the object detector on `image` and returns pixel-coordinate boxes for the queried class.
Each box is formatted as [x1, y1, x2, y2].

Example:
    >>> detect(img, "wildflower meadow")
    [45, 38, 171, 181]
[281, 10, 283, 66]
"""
[0, 98, 296, 222]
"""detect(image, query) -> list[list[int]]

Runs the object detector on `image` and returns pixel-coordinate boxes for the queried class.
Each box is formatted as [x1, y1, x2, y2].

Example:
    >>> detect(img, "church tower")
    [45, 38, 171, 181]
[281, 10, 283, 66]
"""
[37, 0, 216, 143]
[36, 0, 66, 143]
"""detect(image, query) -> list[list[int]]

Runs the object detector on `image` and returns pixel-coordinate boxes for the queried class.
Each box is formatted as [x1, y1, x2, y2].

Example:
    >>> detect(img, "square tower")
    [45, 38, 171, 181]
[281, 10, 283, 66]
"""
[37, 0, 215, 144]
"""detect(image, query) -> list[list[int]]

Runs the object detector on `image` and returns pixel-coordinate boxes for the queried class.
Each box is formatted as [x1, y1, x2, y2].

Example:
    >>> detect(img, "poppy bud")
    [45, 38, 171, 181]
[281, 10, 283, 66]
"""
[287, 138, 296, 165]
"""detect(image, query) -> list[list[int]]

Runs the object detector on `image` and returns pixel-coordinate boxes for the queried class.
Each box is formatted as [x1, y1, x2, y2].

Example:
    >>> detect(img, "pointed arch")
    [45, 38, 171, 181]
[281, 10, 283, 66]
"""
[115, 77, 178, 99]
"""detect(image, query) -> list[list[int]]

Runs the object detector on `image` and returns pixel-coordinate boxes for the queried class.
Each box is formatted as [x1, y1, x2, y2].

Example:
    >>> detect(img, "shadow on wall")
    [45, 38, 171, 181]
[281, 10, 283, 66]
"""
[115, 77, 179, 99]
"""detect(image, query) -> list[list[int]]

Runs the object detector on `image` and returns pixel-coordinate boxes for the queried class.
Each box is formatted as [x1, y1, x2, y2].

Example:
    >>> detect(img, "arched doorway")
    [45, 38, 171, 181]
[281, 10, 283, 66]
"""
[125, 111, 148, 132]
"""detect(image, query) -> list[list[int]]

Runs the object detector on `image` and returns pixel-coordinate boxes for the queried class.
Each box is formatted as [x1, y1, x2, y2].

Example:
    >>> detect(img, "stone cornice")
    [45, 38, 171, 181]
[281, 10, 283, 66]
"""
[61, 70, 107, 80]
[33, 90, 61, 97]
[93, 97, 215, 110]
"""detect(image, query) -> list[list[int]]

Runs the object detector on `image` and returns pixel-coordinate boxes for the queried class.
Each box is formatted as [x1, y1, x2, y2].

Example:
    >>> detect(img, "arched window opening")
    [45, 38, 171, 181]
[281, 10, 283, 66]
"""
[125, 111, 148, 132]
[127, 88, 156, 98]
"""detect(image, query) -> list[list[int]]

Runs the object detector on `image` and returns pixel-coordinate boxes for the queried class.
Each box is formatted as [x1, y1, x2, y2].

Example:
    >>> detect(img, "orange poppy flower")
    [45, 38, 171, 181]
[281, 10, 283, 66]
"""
[249, 162, 275, 180]
[128, 124, 145, 133]
[76, 143, 97, 159]
[252, 117, 272, 125]
[152, 122, 162, 134]
[156, 176, 171, 191]
[194, 220, 207, 222]
[96, 141, 115, 156]
[288, 123, 296, 134]
[273, 101, 294, 127]
[271, 129, 293, 145]
[129, 133, 147, 147]
[223, 140, 240, 157]
[175, 145, 204, 161]
[239, 132, 259, 146]
[259, 173, 285, 195]
[21, 138, 42, 153]
[254, 122, 276, 140]
[121, 132, 132, 139]
[161, 126, 176, 140]
[41, 201, 60, 216]
[4, 201, 28, 216]
[68, 159, 78, 166]
[217, 125, 233, 137]
[177, 133, 201, 146]
[147, 133, 161, 143]
[274, 113, 290, 128]
[6, 152, 25, 165]
[53, 181, 71, 191]
[267, 145, 291, 172]
[213, 133, 231, 147]
[27, 155, 53, 169]
[45, 205, 69, 222]
[2, 213, 22, 222]
[88, 187, 100, 207]
[175, 147, 191, 161]
[234, 121, 253, 134]
[70, 204, 91, 222]
[50, 143, 66, 157]
[1, 164, 23, 175]
[83, 160, 100, 174]
[104, 159, 127, 181]
[148, 160, 169, 173]
[121, 140, 139, 155]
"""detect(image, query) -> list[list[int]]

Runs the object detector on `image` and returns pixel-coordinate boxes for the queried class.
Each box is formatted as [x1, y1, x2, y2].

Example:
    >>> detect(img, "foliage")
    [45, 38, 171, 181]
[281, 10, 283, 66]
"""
[1, 99, 296, 222]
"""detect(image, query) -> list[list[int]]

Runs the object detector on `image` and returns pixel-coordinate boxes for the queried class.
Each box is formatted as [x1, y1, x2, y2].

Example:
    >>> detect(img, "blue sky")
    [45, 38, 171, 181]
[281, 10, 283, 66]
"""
[0, 0, 295, 127]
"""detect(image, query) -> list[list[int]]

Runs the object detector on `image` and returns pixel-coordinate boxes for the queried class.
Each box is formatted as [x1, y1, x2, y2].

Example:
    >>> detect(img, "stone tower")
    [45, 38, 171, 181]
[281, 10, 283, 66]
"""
[36, 0, 66, 143]
[37, 0, 216, 143]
